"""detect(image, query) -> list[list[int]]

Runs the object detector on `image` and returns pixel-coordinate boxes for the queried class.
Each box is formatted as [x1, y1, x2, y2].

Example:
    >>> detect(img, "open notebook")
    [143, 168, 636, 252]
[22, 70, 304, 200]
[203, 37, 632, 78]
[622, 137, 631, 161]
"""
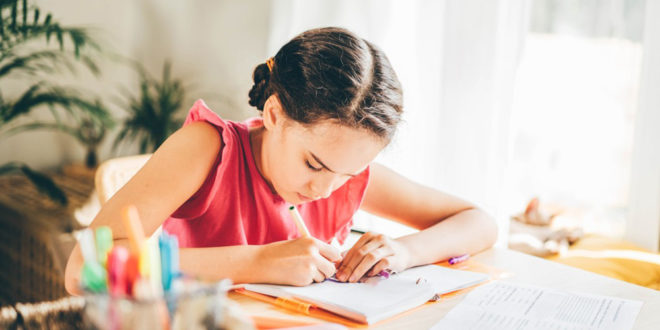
[243, 264, 489, 324]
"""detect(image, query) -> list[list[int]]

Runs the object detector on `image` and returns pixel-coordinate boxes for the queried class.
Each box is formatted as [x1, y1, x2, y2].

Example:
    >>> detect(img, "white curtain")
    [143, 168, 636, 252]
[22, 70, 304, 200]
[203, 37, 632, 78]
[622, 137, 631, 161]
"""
[268, 0, 530, 246]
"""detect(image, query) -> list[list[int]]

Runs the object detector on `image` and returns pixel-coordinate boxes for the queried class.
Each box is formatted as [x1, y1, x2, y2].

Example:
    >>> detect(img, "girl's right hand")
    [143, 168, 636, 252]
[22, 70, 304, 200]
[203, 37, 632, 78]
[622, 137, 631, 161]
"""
[256, 237, 342, 286]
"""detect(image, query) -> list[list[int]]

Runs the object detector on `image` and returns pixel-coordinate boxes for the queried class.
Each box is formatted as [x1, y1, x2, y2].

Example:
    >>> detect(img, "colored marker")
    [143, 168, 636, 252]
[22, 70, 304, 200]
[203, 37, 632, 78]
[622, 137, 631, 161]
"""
[121, 205, 146, 254]
[95, 226, 113, 267]
[149, 235, 163, 295]
[107, 245, 130, 296]
[448, 254, 470, 265]
[124, 254, 139, 296]
[121, 205, 153, 282]
[78, 228, 107, 292]
[159, 231, 180, 292]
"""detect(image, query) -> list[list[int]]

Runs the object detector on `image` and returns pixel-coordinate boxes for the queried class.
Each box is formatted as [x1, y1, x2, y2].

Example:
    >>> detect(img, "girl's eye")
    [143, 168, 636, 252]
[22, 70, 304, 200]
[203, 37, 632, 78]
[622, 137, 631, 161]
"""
[306, 160, 322, 172]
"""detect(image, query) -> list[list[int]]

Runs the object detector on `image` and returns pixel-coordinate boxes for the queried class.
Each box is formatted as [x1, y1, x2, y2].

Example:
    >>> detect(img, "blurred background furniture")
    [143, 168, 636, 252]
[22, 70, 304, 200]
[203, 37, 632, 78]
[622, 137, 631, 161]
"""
[0, 165, 94, 307]
[93, 154, 162, 242]
[95, 154, 152, 204]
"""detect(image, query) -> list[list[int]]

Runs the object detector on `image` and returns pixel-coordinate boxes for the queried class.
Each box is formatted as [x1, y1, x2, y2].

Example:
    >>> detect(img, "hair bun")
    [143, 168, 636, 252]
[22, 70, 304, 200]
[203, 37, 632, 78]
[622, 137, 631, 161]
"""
[248, 62, 271, 110]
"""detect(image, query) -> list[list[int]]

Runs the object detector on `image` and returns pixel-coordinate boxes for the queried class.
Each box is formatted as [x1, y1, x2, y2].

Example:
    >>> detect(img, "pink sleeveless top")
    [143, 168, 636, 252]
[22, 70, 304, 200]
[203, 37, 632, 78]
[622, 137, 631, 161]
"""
[162, 100, 370, 248]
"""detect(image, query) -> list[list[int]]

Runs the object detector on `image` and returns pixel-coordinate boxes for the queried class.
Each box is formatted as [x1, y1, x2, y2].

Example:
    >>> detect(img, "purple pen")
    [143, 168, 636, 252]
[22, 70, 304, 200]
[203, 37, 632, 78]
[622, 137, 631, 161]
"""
[448, 254, 470, 265]
[326, 276, 342, 283]
[377, 269, 393, 279]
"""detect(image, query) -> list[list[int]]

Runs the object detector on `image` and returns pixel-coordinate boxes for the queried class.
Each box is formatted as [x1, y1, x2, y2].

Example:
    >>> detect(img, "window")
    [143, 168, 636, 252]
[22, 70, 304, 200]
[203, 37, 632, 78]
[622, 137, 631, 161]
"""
[508, 0, 645, 238]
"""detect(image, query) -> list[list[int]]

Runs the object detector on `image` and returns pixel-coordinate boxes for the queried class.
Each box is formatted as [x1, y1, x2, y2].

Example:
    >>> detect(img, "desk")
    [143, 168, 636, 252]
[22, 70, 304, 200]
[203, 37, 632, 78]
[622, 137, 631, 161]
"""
[228, 248, 660, 329]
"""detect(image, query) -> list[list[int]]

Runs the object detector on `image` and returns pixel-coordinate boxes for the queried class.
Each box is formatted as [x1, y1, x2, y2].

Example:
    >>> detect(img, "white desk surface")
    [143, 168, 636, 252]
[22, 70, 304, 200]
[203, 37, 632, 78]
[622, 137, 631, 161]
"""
[228, 248, 660, 329]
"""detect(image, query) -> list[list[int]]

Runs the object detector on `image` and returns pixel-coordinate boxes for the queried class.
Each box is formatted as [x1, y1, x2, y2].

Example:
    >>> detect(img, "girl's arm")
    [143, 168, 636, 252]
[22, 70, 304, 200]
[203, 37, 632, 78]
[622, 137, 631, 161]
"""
[65, 121, 222, 294]
[336, 163, 497, 282]
[64, 121, 340, 293]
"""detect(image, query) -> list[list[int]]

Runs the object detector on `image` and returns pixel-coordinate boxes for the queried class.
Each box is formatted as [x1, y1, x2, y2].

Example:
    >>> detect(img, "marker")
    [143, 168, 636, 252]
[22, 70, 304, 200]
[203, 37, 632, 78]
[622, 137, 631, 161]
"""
[159, 231, 180, 292]
[448, 254, 470, 265]
[121, 205, 152, 282]
[148, 235, 163, 295]
[79, 228, 98, 264]
[95, 226, 113, 267]
[124, 254, 139, 296]
[288, 205, 311, 237]
[107, 245, 130, 296]
[121, 205, 146, 254]
[78, 228, 107, 292]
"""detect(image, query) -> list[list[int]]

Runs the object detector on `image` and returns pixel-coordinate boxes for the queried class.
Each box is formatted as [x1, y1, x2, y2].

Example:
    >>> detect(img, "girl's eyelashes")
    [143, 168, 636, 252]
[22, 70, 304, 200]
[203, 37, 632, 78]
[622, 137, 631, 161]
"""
[306, 160, 322, 172]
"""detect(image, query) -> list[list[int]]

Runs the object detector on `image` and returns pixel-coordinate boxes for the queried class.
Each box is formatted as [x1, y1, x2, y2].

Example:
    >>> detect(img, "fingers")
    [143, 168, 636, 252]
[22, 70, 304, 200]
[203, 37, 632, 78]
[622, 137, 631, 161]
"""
[350, 246, 394, 282]
[304, 238, 339, 284]
[312, 268, 325, 283]
[340, 232, 379, 270]
[316, 240, 342, 263]
[337, 232, 392, 282]
[313, 254, 337, 279]
[367, 257, 393, 277]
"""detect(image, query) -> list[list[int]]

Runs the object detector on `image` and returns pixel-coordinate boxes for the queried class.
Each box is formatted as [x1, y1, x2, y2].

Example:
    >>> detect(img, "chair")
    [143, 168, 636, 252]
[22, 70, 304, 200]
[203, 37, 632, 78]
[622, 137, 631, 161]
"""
[95, 154, 152, 204]
[94, 154, 162, 240]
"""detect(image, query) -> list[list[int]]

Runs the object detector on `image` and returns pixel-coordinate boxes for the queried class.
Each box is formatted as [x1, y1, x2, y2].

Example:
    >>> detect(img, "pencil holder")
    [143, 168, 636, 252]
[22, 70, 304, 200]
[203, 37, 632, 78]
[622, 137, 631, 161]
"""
[82, 279, 232, 330]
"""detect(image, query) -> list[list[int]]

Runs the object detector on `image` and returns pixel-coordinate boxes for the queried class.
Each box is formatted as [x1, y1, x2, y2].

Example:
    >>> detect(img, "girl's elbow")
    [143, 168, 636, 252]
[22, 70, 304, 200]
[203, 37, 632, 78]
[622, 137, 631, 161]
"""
[478, 209, 498, 248]
[64, 248, 83, 296]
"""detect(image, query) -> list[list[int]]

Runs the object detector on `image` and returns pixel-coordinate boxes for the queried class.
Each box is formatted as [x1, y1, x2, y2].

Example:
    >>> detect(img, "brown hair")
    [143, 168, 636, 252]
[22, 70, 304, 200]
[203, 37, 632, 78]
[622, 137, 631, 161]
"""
[248, 27, 403, 141]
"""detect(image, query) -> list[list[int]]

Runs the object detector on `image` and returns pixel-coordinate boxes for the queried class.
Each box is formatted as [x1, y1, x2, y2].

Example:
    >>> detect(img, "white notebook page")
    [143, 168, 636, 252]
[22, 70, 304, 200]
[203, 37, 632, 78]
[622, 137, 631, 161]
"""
[245, 264, 488, 324]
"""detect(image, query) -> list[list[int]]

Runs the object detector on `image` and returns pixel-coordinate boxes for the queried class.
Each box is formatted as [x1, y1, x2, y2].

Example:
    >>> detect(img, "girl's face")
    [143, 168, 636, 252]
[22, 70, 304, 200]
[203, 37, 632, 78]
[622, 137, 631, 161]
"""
[257, 97, 386, 204]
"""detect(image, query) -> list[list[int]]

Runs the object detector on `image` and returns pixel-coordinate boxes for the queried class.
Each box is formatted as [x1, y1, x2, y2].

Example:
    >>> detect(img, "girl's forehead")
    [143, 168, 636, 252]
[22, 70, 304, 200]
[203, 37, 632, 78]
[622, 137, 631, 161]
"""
[294, 121, 378, 145]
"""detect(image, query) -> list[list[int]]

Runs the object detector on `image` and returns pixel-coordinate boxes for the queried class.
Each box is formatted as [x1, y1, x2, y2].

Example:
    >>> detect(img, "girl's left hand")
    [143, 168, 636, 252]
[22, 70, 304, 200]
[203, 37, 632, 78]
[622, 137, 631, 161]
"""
[335, 232, 412, 282]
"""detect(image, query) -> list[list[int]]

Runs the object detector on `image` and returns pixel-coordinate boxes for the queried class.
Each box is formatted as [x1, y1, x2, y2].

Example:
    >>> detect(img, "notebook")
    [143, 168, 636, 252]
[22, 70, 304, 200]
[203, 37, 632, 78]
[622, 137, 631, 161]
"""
[243, 264, 489, 324]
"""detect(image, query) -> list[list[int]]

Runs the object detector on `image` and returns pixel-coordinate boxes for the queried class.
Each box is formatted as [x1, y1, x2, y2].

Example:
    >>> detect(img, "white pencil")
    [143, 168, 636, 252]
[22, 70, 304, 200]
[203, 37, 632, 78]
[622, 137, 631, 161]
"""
[288, 205, 311, 237]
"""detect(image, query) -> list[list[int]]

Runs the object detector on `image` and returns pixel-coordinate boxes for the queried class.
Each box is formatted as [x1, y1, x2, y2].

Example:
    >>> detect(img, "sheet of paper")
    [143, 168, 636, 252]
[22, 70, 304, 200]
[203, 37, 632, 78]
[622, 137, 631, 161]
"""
[431, 281, 642, 330]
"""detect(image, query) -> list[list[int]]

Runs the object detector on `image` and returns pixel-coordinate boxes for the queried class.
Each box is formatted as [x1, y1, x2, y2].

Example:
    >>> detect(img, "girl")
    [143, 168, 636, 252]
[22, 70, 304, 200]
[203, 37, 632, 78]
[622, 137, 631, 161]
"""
[65, 27, 497, 292]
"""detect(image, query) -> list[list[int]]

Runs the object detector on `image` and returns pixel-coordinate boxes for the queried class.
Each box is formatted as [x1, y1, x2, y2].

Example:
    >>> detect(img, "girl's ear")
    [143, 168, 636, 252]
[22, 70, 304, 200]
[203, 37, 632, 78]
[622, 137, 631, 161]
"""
[262, 94, 285, 131]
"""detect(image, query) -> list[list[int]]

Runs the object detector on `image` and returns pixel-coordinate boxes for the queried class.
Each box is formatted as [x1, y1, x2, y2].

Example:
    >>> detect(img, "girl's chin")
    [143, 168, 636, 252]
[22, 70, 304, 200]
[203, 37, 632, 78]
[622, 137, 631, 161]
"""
[295, 192, 314, 204]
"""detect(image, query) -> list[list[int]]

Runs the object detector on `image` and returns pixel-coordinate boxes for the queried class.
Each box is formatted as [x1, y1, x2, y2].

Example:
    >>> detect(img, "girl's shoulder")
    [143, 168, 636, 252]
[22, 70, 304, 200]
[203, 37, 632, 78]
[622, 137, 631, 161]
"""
[181, 99, 252, 150]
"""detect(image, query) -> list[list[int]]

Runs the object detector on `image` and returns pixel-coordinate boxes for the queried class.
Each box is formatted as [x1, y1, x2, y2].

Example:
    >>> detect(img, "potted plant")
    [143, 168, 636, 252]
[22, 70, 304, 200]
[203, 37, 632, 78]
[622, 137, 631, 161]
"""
[0, 0, 112, 204]
[113, 61, 187, 154]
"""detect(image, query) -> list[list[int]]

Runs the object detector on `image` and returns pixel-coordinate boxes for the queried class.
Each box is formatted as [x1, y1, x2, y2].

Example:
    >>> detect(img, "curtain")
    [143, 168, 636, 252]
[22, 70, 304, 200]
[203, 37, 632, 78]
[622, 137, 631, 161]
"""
[268, 0, 530, 246]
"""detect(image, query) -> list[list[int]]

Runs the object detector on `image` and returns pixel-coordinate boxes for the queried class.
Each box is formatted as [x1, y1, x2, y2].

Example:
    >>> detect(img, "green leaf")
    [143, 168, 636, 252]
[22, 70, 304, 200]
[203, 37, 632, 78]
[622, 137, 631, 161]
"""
[21, 0, 26, 37]
[0, 6, 4, 39]
[0, 50, 63, 78]
[33, 8, 39, 26]
[56, 25, 63, 50]
[10, 0, 16, 33]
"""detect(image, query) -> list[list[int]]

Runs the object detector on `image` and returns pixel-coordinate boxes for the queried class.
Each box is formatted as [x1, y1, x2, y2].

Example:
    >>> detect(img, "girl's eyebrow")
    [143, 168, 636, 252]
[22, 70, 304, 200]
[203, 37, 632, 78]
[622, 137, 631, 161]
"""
[309, 152, 357, 177]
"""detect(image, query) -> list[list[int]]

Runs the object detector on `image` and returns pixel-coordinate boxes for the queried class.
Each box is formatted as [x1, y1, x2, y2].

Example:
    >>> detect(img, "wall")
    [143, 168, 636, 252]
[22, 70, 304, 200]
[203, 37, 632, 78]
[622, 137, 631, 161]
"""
[1, 0, 271, 169]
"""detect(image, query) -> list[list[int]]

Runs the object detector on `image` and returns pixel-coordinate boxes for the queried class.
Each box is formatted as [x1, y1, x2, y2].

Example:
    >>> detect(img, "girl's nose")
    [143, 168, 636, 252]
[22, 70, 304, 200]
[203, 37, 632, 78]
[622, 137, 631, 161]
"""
[310, 177, 336, 199]
[310, 184, 332, 200]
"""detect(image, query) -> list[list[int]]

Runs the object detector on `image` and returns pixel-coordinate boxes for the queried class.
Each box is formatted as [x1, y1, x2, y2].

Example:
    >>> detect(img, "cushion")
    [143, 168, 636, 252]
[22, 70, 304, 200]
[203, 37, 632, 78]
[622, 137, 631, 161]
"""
[547, 234, 660, 290]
